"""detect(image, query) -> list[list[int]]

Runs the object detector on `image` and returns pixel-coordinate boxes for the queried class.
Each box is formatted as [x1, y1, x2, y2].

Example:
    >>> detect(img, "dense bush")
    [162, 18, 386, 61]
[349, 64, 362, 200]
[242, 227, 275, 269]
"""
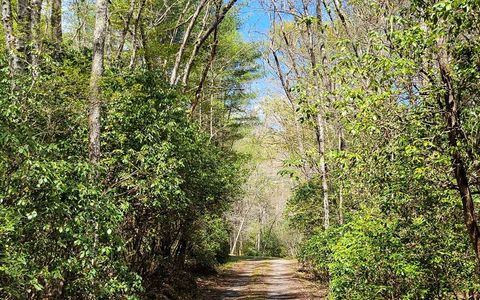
[0, 63, 244, 298]
[282, 0, 480, 298]
[290, 114, 480, 298]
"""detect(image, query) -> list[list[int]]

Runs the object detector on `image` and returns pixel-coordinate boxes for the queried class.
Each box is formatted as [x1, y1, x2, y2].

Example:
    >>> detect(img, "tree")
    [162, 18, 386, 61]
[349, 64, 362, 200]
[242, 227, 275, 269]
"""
[0, 0, 259, 297]
[51, 0, 62, 49]
[88, 0, 108, 163]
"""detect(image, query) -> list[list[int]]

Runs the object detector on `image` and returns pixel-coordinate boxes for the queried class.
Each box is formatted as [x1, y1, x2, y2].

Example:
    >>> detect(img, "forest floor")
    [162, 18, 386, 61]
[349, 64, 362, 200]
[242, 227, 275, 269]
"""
[197, 257, 327, 299]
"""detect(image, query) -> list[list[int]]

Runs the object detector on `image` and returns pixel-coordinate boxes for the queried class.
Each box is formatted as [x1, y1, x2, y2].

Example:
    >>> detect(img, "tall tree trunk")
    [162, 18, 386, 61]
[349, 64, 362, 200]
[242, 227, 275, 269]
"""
[139, 19, 151, 70]
[230, 212, 247, 255]
[302, 3, 329, 229]
[51, 0, 62, 52]
[329, 0, 358, 57]
[169, 0, 209, 85]
[128, 0, 145, 69]
[337, 127, 345, 225]
[438, 49, 480, 259]
[129, 30, 139, 69]
[191, 22, 218, 113]
[1, 0, 20, 77]
[162, 0, 191, 74]
[16, 0, 31, 72]
[31, 0, 42, 78]
[269, 41, 309, 178]
[74, 0, 88, 49]
[180, 0, 238, 85]
[88, 0, 108, 163]
[115, 0, 136, 61]
[169, 0, 191, 46]
[315, 113, 329, 229]
[209, 94, 214, 139]
[256, 207, 264, 253]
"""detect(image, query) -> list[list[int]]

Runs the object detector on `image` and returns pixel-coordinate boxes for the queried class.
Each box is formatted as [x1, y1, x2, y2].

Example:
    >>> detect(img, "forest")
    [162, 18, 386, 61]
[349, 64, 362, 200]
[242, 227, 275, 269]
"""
[1, 0, 480, 299]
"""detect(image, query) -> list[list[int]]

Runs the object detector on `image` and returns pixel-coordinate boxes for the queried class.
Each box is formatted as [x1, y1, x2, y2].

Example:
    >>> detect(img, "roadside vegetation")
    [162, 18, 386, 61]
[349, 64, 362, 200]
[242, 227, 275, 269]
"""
[262, 0, 480, 299]
[0, 0, 259, 298]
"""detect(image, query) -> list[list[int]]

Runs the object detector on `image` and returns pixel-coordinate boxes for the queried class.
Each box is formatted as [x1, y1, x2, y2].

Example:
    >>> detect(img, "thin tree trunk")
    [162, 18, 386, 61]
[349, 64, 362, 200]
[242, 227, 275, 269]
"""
[305, 21, 317, 73]
[191, 23, 218, 113]
[169, 0, 191, 46]
[256, 230, 261, 252]
[169, 0, 209, 85]
[180, 0, 238, 85]
[129, 32, 139, 69]
[315, 113, 329, 229]
[256, 207, 264, 252]
[74, 0, 88, 49]
[1, 0, 20, 77]
[239, 238, 243, 256]
[88, 0, 108, 163]
[31, 0, 42, 78]
[338, 127, 345, 224]
[269, 44, 308, 177]
[199, 100, 202, 125]
[209, 94, 214, 139]
[329, 0, 359, 57]
[51, 0, 62, 52]
[128, 0, 145, 69]
[294, 119, 309, 177]
[115, 0, 136, 61]
[163, 0, 191, 74]
[16, 0, 31, 71]
[230, 213, 247, 255]
[264, 214, 278, 251]
[139, 18, 151, 70]
[302, 2, 329, 229]
[152, 0, 177, 26]
[176, 0, 212, 86]
[270, 0, 301, 78]
[438, 49, 480, 259]
[105, 14, 112, 61]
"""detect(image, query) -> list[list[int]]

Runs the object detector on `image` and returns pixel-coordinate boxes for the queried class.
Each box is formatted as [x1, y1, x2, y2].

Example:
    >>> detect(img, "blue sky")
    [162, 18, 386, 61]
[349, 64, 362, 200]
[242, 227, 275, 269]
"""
[238, 0, 276, 110]
[239, 0, 271, 42]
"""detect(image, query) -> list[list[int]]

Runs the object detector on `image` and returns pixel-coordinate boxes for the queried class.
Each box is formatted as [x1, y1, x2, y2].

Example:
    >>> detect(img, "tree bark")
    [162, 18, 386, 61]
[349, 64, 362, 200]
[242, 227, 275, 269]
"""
[315, 113, 329, 229]
[209, 94, 214, 139]
[169, 0, 191, 46]
[180, 0, 238, 85]
[338, 127, 345, 225]
[88, 0, 108, 163]
[1, 0, 19, 76]
[230, 211, 247, 255]
[139, 18, 151, 70]
[302, 2, 329, 229]
[51, 0, 62, 50]
[31, 0, 42, 78]
[191, 22, 218, 113]
[438, 49, 480, 259]
[115, 0, 136, 61]
[74, 0, 88, 49]
[16, 0, 31, 72]
[128, 0, 145, 69]
[329, 0, 359, 57]
[170, 0, 209, 85]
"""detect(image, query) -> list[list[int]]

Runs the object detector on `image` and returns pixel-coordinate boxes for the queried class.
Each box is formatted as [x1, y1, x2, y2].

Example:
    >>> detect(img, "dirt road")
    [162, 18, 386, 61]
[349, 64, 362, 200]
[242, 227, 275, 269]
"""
[198, 258, 327, 299]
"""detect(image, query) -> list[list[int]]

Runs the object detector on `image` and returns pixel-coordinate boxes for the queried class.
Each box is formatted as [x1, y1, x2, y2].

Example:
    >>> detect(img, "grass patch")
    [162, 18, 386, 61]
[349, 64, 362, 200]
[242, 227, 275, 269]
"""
[219, 256, 254, 270]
